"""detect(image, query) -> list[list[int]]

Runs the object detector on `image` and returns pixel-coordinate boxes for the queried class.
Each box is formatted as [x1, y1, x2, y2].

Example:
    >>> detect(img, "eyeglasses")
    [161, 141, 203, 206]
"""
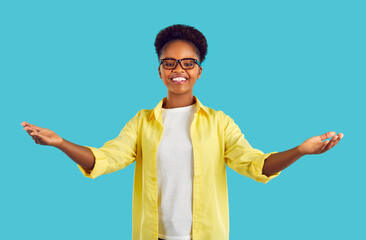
[160, 58, 201, 70]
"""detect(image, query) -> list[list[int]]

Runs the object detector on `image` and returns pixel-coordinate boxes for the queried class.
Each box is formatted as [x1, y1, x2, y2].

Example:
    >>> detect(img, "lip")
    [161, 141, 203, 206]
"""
[169, 75, 188, 80]
[170, 75, 188, 84]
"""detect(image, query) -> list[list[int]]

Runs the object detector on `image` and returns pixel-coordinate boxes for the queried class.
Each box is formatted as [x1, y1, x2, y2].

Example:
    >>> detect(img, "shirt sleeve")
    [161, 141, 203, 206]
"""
[222, 112, 281, 184]
[76, 110, 141, 179]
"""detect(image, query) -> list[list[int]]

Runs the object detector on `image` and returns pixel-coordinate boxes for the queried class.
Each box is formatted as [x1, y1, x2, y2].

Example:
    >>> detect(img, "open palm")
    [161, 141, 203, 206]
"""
[299, 131, 343, 155]
[21, 121, 63, 147]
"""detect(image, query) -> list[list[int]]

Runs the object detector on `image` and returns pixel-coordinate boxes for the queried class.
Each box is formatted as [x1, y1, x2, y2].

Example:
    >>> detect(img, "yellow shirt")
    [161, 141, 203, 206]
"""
[77, 95, 281, 240]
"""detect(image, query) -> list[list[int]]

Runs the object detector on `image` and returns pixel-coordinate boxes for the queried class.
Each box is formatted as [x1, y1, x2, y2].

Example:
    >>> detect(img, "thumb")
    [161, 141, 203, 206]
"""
[319, 131, 336, 141]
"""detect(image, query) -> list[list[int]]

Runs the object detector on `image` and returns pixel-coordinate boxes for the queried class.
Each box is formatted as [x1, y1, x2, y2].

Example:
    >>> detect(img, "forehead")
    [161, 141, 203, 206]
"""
[161, 40, 199, 59]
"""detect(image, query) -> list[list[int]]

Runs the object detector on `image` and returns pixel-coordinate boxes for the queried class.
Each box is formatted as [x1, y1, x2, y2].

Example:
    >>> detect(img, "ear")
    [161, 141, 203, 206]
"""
[158, 66, 162, 79]
[196, 66, 202, 79]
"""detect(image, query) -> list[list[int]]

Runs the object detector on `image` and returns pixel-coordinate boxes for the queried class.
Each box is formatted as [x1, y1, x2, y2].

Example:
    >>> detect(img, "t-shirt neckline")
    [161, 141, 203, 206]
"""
[162, 103, 196, 112]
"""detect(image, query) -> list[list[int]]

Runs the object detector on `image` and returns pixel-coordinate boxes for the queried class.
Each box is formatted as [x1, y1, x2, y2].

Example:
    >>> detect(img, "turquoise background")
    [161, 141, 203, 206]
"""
[1, 0, 365, 239]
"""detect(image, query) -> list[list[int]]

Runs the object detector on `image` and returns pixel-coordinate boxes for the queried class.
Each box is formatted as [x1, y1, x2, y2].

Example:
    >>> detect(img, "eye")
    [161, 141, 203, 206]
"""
[163, 60, 176, 67]
[182, 59, 195, 67]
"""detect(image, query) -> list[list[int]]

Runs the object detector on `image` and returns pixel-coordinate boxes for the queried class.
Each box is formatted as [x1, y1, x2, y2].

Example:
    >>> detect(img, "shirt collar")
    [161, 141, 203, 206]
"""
[148, 95, 210, 122]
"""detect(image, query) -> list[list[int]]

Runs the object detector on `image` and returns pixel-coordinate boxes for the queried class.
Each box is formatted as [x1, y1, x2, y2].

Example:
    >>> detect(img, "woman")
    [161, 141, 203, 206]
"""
[22, 24, 343, 240]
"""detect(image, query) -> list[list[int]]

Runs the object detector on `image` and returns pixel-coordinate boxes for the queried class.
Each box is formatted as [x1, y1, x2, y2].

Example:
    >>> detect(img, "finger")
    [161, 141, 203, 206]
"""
[30, 132, 40, 144]
[34, 135, 43, 145]
[320, 140, 329, 152]
[31, 131, 40, 137]
[22, 122, 42, 131]
[333, 135, 342, 147]
[320, 131, 336, 141]
[24, 126, 35, 135]
[29, 123, 43, 131]
[22, 121, 32, 127]
[333, 139, 340, 148]
[338, 133, 344, 140]
[30, 134, 37, 142]
[322, 143, 332, 153]
[327, 139, 337, 151]
[22, 121, 29, 126]
[24, 126, 39, 134]
[33, 135, 41, 144]
[31, 131, 46, 145]
[26, 129, 34, 135]
[323, 135, 338, 152]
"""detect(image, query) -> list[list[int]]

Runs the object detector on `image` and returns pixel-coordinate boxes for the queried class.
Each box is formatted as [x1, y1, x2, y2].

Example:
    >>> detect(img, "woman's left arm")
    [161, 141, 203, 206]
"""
[262, 131, 344, 176]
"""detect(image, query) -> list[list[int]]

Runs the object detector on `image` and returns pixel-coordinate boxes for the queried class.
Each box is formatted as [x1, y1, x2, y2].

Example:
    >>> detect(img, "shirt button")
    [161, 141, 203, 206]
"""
[152, 177, 157, 181]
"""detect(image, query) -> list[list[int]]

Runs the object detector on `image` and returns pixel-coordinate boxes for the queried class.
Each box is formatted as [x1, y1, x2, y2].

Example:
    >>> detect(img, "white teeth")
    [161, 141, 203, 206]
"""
[172, 77, 187, 82]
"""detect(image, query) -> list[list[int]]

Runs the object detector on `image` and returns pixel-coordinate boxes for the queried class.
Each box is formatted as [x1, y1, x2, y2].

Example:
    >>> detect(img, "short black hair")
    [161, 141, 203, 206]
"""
[154, 24, 208, 64]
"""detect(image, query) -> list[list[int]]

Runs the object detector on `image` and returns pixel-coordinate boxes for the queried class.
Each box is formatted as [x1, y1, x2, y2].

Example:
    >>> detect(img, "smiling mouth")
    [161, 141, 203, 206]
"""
[170, 77, 188, 83]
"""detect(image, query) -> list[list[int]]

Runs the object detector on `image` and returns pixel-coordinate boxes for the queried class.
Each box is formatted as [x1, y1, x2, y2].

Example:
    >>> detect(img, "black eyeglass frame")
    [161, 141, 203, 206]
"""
[159, 58, 201, 70]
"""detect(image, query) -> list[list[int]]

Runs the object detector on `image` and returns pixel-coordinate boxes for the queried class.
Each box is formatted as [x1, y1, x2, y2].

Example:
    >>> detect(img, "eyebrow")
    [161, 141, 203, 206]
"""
[161, 57, 197, 60]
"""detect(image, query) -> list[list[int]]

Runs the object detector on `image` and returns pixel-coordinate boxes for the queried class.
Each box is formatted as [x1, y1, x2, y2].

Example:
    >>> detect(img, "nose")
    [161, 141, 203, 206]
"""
[173, 61, 185, 72]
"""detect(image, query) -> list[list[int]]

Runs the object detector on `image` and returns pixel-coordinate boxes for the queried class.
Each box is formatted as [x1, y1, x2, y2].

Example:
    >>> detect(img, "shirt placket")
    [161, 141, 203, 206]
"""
[191, 111, 201, 240]
[152, 118, 164, 239]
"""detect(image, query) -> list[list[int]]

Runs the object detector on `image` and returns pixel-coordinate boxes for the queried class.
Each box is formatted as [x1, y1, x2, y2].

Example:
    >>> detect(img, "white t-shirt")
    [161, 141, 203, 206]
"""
[157, 103, 196, 240]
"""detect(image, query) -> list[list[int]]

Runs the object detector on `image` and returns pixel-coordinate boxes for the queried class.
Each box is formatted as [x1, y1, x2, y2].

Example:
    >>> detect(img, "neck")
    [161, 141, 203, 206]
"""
[163, 92, 196, 109]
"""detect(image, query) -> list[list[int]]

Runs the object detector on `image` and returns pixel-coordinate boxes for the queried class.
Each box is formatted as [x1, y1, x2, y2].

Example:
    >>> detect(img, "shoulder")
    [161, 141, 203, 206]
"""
[207, 107, 238, 131]
[133, 109, 151, 120]
[204, 105, 231, 121]
[199, 105, 234, 129]
[137, 108, 151, 116]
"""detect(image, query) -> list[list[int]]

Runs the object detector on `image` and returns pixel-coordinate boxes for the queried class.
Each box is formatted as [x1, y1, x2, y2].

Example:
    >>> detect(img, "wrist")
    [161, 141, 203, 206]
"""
[54, 138, 65, 149]
[296, 145, 307, 157]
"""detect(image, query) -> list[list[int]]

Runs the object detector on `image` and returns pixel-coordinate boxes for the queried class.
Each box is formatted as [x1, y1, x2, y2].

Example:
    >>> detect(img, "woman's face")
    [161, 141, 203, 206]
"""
[158, 40, 202, 96]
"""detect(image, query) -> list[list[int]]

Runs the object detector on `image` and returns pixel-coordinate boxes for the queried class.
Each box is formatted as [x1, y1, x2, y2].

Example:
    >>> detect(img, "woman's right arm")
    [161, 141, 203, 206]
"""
[56, 138, 95, 171]
[21, 121, 95, 171]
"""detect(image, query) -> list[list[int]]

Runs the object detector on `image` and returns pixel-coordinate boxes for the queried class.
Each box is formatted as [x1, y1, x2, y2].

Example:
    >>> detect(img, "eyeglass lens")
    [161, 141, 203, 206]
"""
[162, 59, 196, 69]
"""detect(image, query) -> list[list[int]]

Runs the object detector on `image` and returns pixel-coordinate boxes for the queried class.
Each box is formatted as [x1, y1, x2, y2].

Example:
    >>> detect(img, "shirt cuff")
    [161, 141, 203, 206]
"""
[249, 151, 281, 184]
[76, 146, 109, 179]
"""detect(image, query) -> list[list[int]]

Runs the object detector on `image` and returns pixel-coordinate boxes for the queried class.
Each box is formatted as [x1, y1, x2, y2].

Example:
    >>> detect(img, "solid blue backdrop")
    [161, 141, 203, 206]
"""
[1, 0, 365, 239]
